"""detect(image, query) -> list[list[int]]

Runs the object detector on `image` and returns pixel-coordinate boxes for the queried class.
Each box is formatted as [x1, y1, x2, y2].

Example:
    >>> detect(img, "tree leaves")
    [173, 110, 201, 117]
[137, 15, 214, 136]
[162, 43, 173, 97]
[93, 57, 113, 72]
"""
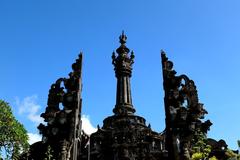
[191, 132, 212, 160]
[0, 100, 29, 159]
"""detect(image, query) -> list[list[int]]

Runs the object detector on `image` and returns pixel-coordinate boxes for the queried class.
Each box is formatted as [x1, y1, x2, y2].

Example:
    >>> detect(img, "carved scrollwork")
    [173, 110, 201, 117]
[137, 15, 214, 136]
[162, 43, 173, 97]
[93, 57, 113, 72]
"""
[37, 53, 83, 160]
[161, 51, 212, 159]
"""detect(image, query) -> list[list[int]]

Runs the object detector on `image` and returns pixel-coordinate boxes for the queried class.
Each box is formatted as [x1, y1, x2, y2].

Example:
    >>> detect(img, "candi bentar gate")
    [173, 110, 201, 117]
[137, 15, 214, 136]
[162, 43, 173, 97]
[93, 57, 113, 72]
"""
[21, 33, 235, 160]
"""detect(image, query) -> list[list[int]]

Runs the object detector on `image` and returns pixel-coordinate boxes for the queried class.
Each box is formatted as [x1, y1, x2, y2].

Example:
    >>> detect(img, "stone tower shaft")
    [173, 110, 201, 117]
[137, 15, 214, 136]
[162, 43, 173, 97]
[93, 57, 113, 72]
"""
[112, 32, 136, 115]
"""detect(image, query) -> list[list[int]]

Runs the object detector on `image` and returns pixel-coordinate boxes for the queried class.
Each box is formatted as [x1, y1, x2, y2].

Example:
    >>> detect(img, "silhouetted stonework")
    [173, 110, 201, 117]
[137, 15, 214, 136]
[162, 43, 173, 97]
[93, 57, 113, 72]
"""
[21, 33, 231, 160]
[80, 32, 166, 160]
[161, 52, 212, 160]
[24, 54, 84, 160]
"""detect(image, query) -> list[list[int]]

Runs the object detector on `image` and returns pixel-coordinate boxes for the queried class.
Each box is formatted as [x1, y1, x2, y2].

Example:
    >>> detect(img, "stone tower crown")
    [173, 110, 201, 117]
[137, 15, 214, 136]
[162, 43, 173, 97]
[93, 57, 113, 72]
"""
[112, 31, 136, 115]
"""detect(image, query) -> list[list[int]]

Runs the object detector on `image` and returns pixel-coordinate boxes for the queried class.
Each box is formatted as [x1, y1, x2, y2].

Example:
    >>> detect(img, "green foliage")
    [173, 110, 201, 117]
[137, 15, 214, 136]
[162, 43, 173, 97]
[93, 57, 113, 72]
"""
[191, 152, 203, 160]
[191, 152, 218, 160]
[209, 156, 218, 160]
[190, 131, 219, 160]
[44, 145, 55, 160]
[225, 149, 240, 160]
[191, 133, 240, 160]
[0, 100, 29, 159]
[191, 132, 212, 160]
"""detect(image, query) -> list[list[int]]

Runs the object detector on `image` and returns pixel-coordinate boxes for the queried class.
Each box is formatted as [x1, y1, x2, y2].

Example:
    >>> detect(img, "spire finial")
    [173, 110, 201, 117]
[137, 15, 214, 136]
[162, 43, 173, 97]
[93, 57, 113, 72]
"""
[119, 30, 127, 45]
[116, 31, 129, 55]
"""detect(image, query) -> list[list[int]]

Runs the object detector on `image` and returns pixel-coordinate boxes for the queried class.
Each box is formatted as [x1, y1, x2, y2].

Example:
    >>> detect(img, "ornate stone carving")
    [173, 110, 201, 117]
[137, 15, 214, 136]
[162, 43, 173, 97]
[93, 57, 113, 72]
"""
[79, 33, 166, 160]
[35, 53, 83, 160]
[112, 31, 135, 115]
[161, 51, 212, 160]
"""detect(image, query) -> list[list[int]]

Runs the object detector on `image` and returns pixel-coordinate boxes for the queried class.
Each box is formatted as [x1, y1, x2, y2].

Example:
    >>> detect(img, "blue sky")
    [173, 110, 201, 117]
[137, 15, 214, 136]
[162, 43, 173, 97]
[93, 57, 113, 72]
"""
[0, 0, 240, 149]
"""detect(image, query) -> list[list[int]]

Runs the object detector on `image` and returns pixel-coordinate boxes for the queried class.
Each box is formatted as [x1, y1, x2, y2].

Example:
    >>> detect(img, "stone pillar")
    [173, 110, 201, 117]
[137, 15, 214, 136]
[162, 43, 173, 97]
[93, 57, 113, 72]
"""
[112, 32, 136, 115]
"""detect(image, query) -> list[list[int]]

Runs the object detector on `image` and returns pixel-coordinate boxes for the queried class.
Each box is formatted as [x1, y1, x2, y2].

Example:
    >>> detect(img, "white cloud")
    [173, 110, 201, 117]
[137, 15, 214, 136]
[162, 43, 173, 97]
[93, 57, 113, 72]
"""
[81, 115, 97, 135]
[16, 95, 44, 124]
[28, 133, 42, 145]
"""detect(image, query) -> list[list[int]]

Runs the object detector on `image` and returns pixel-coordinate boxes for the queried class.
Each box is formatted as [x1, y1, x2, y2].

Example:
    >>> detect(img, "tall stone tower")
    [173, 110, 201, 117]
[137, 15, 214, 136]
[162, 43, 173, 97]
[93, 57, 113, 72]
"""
[80, 32, 165, 160]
